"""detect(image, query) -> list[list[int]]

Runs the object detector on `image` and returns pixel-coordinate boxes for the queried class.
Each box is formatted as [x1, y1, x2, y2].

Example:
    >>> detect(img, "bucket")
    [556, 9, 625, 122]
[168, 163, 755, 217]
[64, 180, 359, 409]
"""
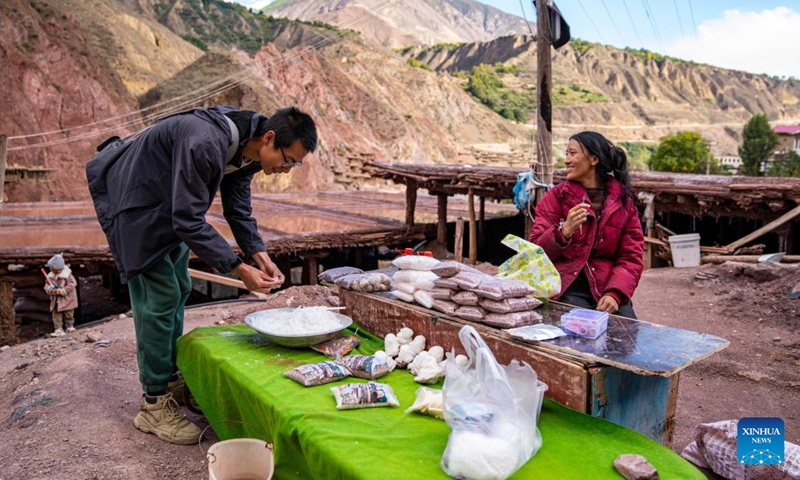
[668, 233, 701, 268]
[207, 438, 274, 480]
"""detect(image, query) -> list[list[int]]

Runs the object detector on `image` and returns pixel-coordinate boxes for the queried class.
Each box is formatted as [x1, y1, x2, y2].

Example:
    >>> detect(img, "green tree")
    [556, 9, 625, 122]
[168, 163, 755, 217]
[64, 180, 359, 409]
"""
[768, 150, 800, 177]
[647, 131, 718, 173]
[739, 113, 778, 176]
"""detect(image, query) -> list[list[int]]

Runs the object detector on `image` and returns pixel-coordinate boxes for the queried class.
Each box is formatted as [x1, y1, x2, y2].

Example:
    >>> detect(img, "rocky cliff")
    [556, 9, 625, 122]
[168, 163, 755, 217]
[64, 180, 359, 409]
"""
[262, 0, 531, 48]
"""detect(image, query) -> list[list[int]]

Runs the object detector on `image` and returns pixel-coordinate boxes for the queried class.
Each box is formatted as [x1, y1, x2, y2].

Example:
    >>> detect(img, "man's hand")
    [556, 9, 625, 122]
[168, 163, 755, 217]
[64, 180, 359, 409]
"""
[232, 263, 281, 294]
[596, 295, 619, 314]
[252, 252, 285, 287]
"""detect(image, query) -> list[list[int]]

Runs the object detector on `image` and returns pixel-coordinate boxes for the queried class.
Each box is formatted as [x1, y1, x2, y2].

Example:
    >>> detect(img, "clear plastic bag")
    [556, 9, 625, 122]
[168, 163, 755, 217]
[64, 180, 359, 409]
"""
[430, 261, 481, 278]
[451, 291, 480, 306]
[480, 296, 543, 314]
[441, 326, 542, 480]
[330, 382, 400, 410]
[318, 267, 364, 284]
[285, 362, 351, 387]
[392, 255, 441, 271]
[336, 355, 390, 380]
[481, 311, 542, 329]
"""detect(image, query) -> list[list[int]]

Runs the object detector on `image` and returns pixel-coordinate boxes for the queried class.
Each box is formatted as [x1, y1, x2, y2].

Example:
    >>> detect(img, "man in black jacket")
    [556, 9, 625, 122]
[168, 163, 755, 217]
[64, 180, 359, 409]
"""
[86, 105, 318, 444]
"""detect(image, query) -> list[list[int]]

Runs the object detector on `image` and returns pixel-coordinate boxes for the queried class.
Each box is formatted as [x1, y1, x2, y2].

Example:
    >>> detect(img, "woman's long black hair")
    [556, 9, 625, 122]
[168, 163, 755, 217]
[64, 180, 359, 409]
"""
[569, 131, 634, 206]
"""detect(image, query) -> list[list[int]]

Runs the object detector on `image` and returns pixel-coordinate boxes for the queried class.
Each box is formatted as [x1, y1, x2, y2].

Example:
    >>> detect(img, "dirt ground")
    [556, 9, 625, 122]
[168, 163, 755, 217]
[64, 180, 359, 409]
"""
[0, 266, 798, 479]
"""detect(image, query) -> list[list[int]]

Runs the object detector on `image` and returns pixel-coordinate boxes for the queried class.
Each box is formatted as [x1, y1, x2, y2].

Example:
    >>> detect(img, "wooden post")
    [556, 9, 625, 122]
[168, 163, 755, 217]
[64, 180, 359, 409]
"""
[454, 218, 465, 262]
[275, 256, 292, 290]
[302, 256, 318, 286]
[0, 281, 16, 346]
[0, 135, 7, 217]
[478, 196, 485, 248]
[534, 1, 553, 205]
[468, 189, 477, 265]
[640, 193, 656, 270]
[405, 180, 418, 227]
[437, 194, 448, 245]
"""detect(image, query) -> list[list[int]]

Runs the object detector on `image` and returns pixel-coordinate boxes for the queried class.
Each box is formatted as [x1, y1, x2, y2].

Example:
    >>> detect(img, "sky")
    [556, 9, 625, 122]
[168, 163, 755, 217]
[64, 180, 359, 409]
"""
[231, 0, 800, 79]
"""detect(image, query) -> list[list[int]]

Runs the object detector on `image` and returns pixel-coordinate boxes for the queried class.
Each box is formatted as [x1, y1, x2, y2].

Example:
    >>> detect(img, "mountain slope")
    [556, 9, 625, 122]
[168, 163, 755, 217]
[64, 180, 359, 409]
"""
[262, 0, 531, 48]
[406, 36, 800, 154]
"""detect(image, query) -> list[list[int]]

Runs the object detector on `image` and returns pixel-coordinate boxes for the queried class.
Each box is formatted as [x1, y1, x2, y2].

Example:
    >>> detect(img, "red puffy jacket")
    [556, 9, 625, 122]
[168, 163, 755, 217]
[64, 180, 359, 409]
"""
[529, 178, 644, 305]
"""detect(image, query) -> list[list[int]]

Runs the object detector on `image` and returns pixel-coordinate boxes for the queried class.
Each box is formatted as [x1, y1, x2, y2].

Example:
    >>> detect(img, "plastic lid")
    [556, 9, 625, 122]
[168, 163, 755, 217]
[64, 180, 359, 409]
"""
[563, 308, 608, 322]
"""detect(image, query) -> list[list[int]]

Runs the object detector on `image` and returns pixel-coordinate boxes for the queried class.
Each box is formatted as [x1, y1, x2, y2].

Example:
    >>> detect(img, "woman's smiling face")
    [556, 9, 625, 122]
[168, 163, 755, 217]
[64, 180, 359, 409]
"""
[564, 139, 598, 188]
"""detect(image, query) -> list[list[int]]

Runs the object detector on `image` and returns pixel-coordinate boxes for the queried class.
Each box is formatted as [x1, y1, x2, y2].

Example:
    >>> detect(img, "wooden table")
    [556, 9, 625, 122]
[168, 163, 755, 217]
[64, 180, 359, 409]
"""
[339, 290, 729, 446]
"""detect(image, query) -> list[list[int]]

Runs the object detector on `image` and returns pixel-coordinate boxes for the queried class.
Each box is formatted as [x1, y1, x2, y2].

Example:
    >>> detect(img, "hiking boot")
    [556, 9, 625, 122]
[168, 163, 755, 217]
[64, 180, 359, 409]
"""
[66, 327, 76, 333]
[167, 373, 186, 406]
[133, 393, 202, 445]
[50, 329, 65, 337]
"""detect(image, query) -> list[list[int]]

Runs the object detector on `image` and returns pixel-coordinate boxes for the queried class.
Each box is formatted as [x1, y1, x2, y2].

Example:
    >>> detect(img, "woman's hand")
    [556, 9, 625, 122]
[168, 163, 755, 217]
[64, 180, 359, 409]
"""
[596, 295, 619, 314]
[562, 203, 591, 238]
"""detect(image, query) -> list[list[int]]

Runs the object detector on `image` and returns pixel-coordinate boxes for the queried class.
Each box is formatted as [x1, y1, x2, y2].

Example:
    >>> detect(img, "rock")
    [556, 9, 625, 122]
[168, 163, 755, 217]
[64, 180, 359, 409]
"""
[0, 345, 10, 352]
[326, 295, 340, 307]
[773, 336, 781, 342]
[85, 332, 104, 343]
[118, 314, 127, 319]
[221, 309, 234, 321]
[613, 454, 659, 480]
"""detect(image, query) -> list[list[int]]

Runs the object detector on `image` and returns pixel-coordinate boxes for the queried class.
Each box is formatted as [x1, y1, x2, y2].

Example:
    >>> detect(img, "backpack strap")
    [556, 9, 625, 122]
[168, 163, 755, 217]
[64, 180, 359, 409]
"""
[222, 115, 240, 163]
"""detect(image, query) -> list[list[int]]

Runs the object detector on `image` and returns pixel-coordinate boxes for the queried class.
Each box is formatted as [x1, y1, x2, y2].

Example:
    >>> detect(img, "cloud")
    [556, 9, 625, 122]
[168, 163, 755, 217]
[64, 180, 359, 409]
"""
[664, 7, 800, 78]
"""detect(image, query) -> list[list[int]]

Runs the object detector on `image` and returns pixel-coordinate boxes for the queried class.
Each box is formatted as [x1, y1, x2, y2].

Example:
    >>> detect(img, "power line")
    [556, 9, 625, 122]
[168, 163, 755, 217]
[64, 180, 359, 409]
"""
[518, 0, 534, 36]
[687, 0, 698, 40]
[672, 0, 685, 37]
[600, 0, 626, 45]
[8, 0, 407, 150]
[641, 0, 664, 51]
[621, 0, 644, 46]
[575, 0, 605, 44]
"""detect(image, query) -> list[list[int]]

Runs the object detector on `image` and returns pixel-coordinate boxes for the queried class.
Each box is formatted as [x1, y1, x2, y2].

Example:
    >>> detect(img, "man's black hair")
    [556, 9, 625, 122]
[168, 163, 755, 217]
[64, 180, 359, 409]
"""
[255, 107, 318, 153]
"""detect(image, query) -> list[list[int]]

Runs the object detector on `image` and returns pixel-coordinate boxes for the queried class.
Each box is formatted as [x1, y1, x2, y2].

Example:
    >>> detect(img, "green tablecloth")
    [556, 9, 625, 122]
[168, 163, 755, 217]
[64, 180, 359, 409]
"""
[177, 324, 703, 480]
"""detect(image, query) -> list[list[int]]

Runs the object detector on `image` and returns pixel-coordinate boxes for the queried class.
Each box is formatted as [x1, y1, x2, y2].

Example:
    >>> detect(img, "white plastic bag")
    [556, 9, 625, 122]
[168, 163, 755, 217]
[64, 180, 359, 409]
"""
[441, 326, 542, 480]
[392, 255, 441, 271]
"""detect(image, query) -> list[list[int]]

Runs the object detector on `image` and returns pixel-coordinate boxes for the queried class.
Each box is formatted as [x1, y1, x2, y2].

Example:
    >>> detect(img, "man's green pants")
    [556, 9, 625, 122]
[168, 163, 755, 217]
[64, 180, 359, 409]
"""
[127, 244, 191, 395]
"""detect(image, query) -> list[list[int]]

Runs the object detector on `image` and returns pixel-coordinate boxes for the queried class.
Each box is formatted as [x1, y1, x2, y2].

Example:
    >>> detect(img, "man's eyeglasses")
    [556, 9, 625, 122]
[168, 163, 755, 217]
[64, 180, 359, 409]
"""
[280, 147, 303, 168]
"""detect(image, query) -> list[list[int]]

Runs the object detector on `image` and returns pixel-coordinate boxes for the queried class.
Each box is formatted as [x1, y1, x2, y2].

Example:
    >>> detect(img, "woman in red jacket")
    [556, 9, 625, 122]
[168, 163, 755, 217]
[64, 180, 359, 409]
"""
[530, 131, 644, 318]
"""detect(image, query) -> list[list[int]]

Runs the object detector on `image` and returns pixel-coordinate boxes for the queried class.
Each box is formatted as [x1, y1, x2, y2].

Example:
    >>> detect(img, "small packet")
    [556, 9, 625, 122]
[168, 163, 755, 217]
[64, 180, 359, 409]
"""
[336, 355, 390, 380]
[392, 256, 441, 271]
[451, 271, 487, 290]
[451, 291, 480, 306]
[433, 277, 460, 290]
[429, 287, 454, 300]
[480, 296, 543, 314]
[506, 324, 567, 342]
[285, 362, 351, 387]
[472, 279, 535, 301]
[310, 334, 361, 359]
[454, 305, 487, 321]
[481, 311, 542, 329]
[331, 382, 400, 409]
[414, 290, 435, 309]
[393, 270, 438, 284]
[395, 282, 418, 295]
[405, 387, 444, 419]
[391, 290, 415, 302]
[430, 261, 480, 278]
[318, 267, 364, 284]
[432, 299, 458, 315]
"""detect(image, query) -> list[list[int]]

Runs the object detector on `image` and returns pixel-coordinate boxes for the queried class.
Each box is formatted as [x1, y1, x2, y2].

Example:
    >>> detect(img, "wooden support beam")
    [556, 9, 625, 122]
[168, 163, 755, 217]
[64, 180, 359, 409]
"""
[725, 204, 800, 251]
[478, 196, 485, 248]
[188, 268, 246, 290]
[0, 281, 16, 346]
[0, 135, 6, 217]
[700, 254, 800, 264]
[468, 189, 477, 265]
[405, 179, 418, 227]
[454, 218, 464, 263]
[302, 256, 318, 286]
[437, 194, 447, 245]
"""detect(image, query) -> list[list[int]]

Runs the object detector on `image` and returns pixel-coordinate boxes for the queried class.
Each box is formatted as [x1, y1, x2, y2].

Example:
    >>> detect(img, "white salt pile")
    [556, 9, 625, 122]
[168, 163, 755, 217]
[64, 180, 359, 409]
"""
[249, 307, 343, 335]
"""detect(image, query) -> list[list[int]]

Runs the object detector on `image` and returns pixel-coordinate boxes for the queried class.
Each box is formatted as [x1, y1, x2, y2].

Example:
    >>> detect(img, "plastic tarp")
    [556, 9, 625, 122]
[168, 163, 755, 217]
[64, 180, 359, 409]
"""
[178, 324, 703, 480]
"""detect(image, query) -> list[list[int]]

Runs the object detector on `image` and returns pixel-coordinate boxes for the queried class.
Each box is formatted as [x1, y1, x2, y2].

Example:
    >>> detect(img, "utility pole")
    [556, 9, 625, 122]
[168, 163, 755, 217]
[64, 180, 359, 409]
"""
[534, 1, 553, 205]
